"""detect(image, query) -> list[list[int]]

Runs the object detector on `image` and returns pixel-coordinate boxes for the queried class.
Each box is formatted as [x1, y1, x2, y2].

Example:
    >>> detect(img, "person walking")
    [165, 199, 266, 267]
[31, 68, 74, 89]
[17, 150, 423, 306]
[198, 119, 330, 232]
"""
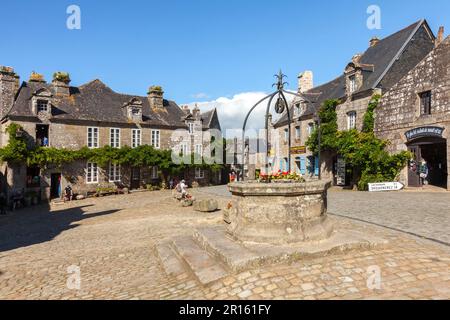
[419, 160, 429, 186]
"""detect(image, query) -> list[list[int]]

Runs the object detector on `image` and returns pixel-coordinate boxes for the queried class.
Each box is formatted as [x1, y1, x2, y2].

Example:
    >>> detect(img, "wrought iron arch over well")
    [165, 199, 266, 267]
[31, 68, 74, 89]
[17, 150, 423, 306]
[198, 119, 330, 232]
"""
[241, 71, 315, 180]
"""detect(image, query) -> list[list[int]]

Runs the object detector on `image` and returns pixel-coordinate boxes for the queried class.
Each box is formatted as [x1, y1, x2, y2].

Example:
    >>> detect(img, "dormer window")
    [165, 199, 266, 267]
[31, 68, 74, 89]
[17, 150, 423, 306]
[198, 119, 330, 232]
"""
[32, 88, 53, 118]
[188, 122, 195, 134]
[37, 100, 49, 113]
[131, 107, 141, 116]
[295, 103, 301, 116]
[349, 75, 357, 93]
[124, 98, 143, 122]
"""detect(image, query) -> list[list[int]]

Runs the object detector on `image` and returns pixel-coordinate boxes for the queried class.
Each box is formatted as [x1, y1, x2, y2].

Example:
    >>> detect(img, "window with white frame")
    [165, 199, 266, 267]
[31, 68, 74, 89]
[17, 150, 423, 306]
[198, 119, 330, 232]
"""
[349, 75, 357, 93]
[180, 142, 188, 156]
[307, 123, 315, 136]
[132, 129, 142, 148]
[110, 128, 120, 148]
[195, 167, 204, 179]
[284, 129, 289, 142]
[131, 107, 141, 116]
[86, 162, 99, 184]
[151, 130, 160, 149]
[151, 166, 158, 179]
[347, 111, 356, 130]
[188, 122, 195, 134]
[195, 144, 203, 156]
[109, 163, 121, 182]
[37, 100, 49, 113]
[87, 127, 99, 148]
[295, 103, 301, 116]
[295, 126, 301, 140]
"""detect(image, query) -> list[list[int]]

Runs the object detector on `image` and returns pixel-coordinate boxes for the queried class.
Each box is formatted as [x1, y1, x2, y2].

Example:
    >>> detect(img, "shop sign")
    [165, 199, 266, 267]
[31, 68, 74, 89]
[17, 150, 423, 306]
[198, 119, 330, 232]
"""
[405, 127, 444, 141]
[290, 146, 307, 154]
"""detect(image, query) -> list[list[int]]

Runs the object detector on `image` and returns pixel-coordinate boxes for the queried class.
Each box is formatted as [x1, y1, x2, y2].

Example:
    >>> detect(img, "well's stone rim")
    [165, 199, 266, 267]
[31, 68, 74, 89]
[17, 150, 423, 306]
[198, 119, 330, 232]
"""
[228, 180, 331, 196]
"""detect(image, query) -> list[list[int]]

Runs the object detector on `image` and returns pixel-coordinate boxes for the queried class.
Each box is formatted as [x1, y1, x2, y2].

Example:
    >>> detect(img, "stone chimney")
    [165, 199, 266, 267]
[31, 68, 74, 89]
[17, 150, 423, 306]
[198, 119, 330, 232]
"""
[297, 71, 314, 93]
[52, 72, 71, 96]
[29, 71, 46, 83]
[148, 85, 164, 109]
[369, 36, 380, 47]
[0, 66, 20, 119]
[436, 26, 445, 46]
[181, 105, 191, 115]
[192, 104, 201, 117]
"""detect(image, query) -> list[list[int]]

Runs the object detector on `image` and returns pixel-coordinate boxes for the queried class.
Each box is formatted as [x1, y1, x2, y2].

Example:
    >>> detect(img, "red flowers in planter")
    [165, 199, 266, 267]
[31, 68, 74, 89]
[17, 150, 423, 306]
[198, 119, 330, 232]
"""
[258, 171, 305, 182]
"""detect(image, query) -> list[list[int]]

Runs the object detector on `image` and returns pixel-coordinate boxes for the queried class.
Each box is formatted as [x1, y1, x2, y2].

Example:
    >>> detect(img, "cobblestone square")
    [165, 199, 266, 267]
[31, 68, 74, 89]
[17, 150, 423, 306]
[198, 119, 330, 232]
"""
[0, 187, 449, 300]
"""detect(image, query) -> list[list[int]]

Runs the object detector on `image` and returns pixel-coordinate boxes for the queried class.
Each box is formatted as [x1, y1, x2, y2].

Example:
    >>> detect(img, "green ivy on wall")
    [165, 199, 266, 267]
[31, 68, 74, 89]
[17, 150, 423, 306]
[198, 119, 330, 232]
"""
[0, 124, 224, 181]
[306, 95, 411, 191]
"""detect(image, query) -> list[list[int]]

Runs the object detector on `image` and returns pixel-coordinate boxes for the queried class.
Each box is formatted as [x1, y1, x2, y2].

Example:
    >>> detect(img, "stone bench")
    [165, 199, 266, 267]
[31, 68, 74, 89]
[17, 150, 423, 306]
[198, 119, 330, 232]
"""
[194, 199, 219, 212]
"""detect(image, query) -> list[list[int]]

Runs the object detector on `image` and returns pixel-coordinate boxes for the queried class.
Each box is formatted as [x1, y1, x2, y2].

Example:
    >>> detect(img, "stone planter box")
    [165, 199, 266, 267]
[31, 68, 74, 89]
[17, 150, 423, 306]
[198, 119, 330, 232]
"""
[227, 180, 334, 244]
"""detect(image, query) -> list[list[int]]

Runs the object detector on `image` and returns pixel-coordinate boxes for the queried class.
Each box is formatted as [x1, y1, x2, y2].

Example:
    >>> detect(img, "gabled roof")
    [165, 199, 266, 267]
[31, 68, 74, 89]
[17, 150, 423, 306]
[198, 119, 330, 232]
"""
[357, 19, 433, 92]
[275, 19, 434, 128]
[7, 79, 217, 130]
[200, 108, 221, 131]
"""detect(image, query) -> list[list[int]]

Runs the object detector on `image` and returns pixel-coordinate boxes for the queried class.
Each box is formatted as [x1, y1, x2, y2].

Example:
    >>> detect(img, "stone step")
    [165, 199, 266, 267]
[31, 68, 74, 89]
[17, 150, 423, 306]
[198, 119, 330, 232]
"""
[155, 241, 186, 278]
[171, 236, 228, 285]
[193, 226, 262, 272]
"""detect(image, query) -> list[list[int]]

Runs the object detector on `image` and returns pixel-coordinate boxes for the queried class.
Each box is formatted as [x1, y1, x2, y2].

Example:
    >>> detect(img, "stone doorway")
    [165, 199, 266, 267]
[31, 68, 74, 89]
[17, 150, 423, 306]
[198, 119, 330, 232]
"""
[130, 167, 141, 190]
[407, 137, 448, 189]
[50, 173, 61, 199]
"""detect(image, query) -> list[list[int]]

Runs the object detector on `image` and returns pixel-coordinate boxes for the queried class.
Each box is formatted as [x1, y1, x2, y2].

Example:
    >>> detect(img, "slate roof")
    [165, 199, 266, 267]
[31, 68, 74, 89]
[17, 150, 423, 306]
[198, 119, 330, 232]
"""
[275, 20, 432, 128]
[357, 20, 427, 92]
[7, 79, 216, 129]
[275, 76, 346, 127]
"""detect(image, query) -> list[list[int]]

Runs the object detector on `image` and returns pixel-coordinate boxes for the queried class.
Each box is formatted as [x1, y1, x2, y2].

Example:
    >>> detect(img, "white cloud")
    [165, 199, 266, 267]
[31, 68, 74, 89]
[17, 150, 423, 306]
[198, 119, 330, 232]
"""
[190, 92, 210, 99]
[185, 91, 296, 137]
[186, 92, 270, 135]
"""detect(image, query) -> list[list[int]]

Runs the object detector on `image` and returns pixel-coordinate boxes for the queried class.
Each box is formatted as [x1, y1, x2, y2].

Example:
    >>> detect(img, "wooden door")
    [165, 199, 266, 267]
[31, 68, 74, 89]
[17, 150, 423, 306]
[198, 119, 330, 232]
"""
[130, 167, 140, 190]
[408, 145, 421, 187]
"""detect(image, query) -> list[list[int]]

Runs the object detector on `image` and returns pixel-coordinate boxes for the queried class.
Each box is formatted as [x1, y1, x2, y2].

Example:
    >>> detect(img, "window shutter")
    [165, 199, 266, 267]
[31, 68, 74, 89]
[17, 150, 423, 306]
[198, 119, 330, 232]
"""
[315, 156, 319, 176]
[300, 157, 306, 175]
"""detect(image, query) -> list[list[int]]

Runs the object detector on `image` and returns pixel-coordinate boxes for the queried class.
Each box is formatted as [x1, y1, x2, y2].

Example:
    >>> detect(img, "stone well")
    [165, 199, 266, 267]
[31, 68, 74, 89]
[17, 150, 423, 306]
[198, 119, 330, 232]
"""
[226, 180, 334, 245]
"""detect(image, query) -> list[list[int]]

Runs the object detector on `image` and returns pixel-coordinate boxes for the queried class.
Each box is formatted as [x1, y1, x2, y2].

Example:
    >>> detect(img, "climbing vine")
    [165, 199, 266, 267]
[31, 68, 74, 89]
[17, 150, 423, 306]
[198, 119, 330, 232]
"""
[0, 124, 224, 182]
[306, 95, 410, 190]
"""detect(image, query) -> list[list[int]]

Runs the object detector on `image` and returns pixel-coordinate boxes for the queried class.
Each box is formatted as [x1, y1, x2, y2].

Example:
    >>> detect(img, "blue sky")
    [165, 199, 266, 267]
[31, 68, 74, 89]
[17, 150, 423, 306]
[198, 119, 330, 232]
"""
[1, 0, 449, 129]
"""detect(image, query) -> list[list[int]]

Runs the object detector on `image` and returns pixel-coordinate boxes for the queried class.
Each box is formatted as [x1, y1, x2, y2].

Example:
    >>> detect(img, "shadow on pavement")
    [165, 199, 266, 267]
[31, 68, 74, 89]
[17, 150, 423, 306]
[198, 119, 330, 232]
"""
[0, 202, 120, 253]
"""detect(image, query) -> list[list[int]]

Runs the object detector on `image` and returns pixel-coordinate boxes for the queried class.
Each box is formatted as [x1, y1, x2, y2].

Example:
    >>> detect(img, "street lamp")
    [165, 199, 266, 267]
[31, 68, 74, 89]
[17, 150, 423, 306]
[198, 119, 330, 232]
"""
[314, 112, 322, 180]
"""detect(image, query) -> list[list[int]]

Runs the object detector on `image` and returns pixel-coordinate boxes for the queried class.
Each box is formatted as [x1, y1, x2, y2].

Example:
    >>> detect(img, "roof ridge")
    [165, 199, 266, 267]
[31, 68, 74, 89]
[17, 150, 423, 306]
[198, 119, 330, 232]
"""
[302, 74, 345, 95]
[79, 78, 108, 89]
[370, 19, 426, 89]
[377, 19, 423, 43]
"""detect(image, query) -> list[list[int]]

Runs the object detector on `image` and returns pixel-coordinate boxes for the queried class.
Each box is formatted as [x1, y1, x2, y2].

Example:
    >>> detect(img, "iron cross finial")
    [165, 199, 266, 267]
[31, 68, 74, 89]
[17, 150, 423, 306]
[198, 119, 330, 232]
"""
[273, 70, 288, 90]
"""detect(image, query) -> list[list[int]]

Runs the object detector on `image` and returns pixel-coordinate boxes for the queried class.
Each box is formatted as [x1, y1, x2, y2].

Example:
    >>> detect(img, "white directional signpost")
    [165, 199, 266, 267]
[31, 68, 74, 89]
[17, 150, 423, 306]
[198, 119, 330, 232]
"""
[368, 182, 405, 192]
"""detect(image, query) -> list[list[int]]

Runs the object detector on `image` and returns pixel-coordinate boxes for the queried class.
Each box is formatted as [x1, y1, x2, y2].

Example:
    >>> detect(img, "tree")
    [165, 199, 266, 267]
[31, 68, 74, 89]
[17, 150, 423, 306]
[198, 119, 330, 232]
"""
[306, 96, 410, 190]
[0, 123, 224, 186]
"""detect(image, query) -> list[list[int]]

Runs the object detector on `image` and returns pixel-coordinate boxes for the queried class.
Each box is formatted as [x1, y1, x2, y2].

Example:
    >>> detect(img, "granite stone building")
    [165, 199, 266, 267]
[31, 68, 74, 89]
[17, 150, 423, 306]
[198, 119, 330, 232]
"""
[273, 20, 438, 186]
[0, 68, 222, 201]
[375, 32, 449, 190]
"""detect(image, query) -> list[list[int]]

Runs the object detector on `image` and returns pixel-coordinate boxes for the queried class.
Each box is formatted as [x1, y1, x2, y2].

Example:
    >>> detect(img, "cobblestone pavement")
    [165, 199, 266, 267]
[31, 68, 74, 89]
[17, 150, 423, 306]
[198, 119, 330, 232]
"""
[200, 185, 450, 245]
[327, 190, 450, 246]
[0, 188, 449, 300]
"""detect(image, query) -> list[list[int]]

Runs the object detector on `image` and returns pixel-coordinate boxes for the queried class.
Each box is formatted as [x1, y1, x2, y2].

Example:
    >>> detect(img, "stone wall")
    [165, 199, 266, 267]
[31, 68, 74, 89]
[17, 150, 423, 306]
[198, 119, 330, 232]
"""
[375, 38, 450, 188]
[336, 94, 373, 131]
[379, 24, 436, 91]
[0, 118, 221, 198]
[0, 67, 20, 120]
